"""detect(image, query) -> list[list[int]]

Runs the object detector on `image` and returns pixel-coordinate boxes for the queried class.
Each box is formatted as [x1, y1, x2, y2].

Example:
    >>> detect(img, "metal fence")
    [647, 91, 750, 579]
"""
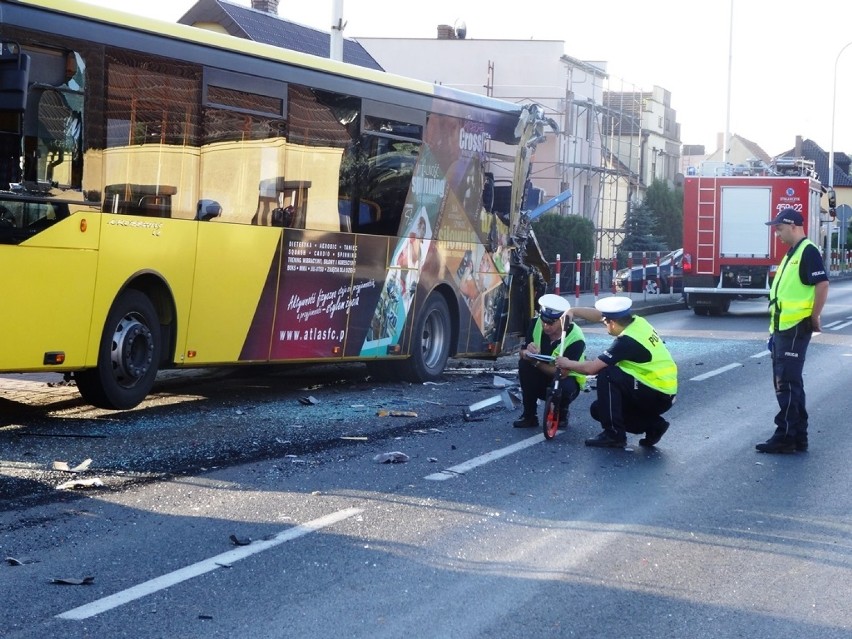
[543, 252, 681, 300]
[544, 249, 852, 301]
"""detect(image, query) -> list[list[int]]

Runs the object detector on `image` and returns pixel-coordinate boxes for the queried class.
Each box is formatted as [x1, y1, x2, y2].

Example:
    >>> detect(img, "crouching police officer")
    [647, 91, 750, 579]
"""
[555, 296, 677, 448]
[513, 294, 586, 429]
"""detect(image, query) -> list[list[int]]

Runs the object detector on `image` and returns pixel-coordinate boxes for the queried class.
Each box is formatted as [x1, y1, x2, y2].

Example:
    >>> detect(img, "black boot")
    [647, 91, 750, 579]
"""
[584, 430, 626, 448]
[512, 414, 537, 428]
[755, 435, 796, 454]
[639, 418, 669, 447]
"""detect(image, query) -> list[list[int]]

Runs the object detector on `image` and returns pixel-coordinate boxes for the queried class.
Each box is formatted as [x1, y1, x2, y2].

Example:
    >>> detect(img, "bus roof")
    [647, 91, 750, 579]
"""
[6, 0, 522, 116]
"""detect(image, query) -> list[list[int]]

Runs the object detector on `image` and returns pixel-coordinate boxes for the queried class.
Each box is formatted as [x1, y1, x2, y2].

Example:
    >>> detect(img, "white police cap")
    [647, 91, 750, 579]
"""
[538, 294, 571, 321]
[595, 296, 632, 319]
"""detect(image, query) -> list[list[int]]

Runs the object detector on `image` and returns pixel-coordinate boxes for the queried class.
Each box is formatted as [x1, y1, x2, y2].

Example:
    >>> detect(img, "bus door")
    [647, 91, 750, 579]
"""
[0, 43, 100, 371]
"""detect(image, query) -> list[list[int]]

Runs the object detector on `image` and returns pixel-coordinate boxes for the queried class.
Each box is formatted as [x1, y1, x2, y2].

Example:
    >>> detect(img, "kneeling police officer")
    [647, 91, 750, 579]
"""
[513, 294, 587, 429]
[555, 296, 678, 448]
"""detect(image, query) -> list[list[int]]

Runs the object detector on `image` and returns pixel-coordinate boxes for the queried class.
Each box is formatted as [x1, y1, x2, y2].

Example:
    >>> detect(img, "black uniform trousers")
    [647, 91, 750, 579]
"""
[770, 318, 812, 445]
[518, 358, 580, 418]
[591, 365, 674, 441]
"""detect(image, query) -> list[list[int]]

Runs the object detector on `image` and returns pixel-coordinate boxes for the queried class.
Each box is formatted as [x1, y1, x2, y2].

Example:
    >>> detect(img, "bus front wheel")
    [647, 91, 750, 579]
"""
[399, 293, 451, 383]
[76, 290, 161, 410]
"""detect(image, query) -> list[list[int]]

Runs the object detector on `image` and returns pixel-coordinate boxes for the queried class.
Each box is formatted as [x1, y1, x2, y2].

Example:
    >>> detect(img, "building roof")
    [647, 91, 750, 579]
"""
[736, 135, 772, 164]
[775, 138, 852, 188]
[178, 0, 383, 71]
[705, 134, 772, 165]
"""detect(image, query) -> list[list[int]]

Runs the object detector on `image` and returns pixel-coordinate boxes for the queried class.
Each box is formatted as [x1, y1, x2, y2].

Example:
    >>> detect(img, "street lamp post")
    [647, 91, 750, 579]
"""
[827, 40, 852, 268]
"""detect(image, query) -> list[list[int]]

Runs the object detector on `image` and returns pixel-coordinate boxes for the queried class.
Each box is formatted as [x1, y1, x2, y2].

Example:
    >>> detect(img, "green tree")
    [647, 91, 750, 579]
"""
[643, 179, 683, 250]
[531, 213, 596, 262]
[619, 200, 667, 265]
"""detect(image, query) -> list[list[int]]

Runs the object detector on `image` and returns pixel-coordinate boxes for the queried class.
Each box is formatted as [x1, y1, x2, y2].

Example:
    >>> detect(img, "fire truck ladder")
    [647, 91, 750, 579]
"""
[695, 180, 718, 275]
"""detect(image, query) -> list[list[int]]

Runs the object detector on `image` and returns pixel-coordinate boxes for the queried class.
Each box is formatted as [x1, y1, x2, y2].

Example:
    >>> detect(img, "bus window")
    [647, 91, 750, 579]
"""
[201, 68, 288, 226]
[19, 48, 84, 190]
[0, 44, 29, 189]
[0, 197, 70, 244]
[345, 106, 423, 237]
[359, 134, 419, 236]
[104, 49, 200, 219]
[286, 85, 358, 232]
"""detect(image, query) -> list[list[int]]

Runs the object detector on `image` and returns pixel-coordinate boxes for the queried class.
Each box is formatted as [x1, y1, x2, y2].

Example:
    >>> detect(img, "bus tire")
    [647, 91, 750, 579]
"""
[399, 293, 451, 383]
[76, 289, 161, 410]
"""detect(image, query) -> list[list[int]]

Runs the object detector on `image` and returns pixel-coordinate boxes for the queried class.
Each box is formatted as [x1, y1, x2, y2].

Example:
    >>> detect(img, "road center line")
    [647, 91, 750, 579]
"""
[425, 433, 548, 481]
[690, 362, 743, 381]
[56, 507, 363, 621]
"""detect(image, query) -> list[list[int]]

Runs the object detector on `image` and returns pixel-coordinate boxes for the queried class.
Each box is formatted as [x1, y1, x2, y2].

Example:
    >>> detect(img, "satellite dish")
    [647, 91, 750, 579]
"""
[454, 20, 467, 39]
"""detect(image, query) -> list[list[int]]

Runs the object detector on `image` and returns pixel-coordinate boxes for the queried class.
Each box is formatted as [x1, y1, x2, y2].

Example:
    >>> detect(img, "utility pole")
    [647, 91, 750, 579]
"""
[330, 0, 345, 61]
[827, 40, 852, 267]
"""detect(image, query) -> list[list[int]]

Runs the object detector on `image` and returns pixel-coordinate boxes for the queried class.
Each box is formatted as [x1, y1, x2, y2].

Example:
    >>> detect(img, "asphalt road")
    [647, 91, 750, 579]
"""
[1, 283, 851, 638]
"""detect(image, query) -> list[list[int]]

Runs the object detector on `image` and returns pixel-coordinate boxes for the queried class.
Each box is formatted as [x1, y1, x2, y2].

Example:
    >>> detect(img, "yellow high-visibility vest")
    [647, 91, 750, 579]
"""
[769, 239, 816, 332]
[616, 316, 678, 395]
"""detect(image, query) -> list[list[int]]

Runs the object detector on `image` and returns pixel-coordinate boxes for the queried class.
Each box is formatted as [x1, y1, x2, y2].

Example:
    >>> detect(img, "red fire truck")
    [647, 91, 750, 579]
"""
[682, 173, 823, 315]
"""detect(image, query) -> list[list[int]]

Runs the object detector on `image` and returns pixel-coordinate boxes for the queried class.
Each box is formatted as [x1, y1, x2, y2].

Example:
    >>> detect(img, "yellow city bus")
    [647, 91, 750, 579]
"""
[0, 0, 552, 409]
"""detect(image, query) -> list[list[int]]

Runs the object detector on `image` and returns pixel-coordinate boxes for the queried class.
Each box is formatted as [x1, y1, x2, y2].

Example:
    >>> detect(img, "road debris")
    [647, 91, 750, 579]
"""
[376, 410, 418, 417]
[373, 451, 409, 464]
[5, 556, 38, 566]
[229, 534, 251, 546]
[463, 390, 515, 421]
[50, 576, 94, 585]
[56, 477, 104, 490]
[298, 396, 320, 405]
[52, 458, 92, 473]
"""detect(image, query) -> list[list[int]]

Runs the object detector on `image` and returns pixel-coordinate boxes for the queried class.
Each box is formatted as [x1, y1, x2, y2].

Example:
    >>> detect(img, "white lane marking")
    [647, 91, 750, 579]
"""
[56, 507, 363, 621]
[425, 433, 548, 481]
[822, 320, 844, 329]
[750, 350, 771, 358]
[690, 362, 743, 381]
[829, 320, 852, 331]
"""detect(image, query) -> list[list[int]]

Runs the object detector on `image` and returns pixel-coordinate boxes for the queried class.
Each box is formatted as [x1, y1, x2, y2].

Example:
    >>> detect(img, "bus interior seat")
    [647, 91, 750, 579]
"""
[103, 184, 176, 217]
[196, 199, 222, 221]
[271, 205, 293, 227]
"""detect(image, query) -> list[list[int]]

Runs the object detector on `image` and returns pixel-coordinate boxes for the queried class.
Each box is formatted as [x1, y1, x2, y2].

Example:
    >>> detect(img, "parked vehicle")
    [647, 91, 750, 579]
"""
[682, 173, 822, 315]
[615, 249, 684, 294]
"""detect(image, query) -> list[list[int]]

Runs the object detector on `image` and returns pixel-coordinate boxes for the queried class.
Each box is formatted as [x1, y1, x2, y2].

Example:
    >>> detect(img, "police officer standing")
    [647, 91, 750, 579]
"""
[513, 294, 586, 429]
[555, 296, 677, 448]
[757, 208, 829, 453]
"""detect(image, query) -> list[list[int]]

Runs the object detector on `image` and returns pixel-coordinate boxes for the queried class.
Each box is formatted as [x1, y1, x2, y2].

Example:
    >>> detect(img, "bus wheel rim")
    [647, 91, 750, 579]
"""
[110, 315, 155, 387]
